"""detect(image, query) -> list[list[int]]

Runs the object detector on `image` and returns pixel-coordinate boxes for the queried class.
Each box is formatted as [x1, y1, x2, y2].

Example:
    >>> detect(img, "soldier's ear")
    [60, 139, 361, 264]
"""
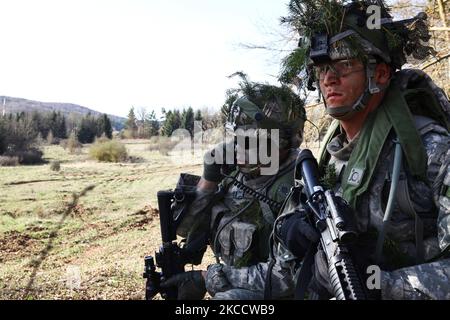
[374, 63, 391, 85]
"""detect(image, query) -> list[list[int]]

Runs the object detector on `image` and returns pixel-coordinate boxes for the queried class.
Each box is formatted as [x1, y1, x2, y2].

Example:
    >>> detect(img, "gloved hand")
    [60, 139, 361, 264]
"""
[160, 270, 206, 300]
[279, 209, 320, 260]
[202, 141, 236, 182]
[205, 263, 232, 296]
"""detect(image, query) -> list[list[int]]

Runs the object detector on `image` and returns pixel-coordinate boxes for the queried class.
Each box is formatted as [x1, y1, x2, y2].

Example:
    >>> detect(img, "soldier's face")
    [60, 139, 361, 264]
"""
[317, 59, 366, 109]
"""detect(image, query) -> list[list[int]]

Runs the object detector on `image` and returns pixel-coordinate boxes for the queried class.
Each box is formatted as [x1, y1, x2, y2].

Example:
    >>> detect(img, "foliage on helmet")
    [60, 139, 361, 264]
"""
[279, 0, 436, 86]
[222, 72, 306, 129]
[222, 72, 307, 148]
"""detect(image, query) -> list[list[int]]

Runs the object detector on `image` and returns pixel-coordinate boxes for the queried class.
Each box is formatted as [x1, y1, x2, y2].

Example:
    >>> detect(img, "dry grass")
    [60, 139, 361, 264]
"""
[0, 140, 211, 300]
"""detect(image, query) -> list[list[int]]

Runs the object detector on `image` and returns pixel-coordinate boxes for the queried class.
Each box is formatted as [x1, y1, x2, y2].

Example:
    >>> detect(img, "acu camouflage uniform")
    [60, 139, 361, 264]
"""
[273, 0, 450, 300]
[204, 150, 300, 300]
[177, 80, 306, 300]
[317, 70, 450, 299]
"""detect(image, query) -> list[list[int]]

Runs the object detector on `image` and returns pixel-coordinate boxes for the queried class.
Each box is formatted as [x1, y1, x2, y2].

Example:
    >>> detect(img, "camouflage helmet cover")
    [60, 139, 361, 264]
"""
[279, 0, 435, 85]
[224, 76, 306, 149]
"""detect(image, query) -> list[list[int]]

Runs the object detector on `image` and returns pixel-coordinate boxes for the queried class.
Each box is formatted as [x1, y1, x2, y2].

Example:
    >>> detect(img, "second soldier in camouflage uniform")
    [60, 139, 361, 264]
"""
[160, 76, 307, 299]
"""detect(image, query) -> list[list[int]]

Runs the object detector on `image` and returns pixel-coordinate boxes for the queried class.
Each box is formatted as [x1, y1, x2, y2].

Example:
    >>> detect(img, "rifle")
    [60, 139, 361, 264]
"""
[295, 149, 367, 300]
[143, 173, 206, 300]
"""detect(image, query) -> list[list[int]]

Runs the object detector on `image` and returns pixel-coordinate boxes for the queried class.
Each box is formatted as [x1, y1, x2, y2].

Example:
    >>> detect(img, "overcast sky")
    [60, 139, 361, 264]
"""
[0, 0, 293, 118]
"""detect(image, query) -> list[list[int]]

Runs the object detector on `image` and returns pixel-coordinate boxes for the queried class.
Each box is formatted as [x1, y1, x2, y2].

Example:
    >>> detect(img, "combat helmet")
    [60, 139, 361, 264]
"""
[223, 72, 307, 150]
[280, 0, 435, 119]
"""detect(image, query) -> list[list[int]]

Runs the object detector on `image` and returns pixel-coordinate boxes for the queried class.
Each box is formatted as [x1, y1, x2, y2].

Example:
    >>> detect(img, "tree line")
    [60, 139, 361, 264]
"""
[0, 111, 113, 161]
[123, 106, 204, 138]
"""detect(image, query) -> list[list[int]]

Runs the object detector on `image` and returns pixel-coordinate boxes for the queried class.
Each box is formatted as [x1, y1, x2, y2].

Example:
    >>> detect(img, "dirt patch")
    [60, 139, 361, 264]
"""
[132, 205, 158, 217]
[127, 216, 152, 230]
[0, 231, 41, 263]
[70, 204, 92, 219]
[52, 203, 93, 219]
[25, 225, 47, 233]
[0, 231, 32, 253]
[126, 205, 158, 230]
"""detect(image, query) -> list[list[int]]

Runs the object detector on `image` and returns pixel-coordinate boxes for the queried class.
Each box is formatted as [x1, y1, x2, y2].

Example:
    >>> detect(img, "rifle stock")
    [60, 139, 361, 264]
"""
[143, 174, 203, 300]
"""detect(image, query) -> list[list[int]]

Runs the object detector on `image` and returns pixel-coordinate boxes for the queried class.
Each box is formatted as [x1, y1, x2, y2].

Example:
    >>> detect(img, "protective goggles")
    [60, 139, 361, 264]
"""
[313, 59, 364, 80]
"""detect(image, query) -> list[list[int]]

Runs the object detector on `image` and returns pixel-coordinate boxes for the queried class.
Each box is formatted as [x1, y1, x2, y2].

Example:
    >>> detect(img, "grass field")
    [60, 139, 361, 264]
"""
[0, 139, 216, 299]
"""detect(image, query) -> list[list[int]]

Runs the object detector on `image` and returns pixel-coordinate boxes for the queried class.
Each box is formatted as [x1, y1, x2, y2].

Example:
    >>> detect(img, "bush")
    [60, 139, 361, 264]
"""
[50, 137, 61, 145]
[0, 156, 19, 167]
[94, 134, 110, 144]
[50, 160, 61, 171]
[5, 148, 44, 165]
[89, 140, 128, 162]
[61, 132, 82, 154]
[46, 130, 54, 145]
[147, 136, 181, 155]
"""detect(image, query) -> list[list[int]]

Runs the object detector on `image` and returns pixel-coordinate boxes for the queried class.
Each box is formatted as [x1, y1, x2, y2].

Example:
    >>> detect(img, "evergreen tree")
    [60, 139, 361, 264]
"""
[147, 110, 160, 137]
[181, 107, 195, 136]
[194, 110, 202, 121]
[50, 111, 67, 139]
[96, 115, 105, 138]
[103, 114, 113, 139]
[172, 110, 181, 132]
[59, 115, 67, 139]
[125, 107, 138, 138]
[77, 113, 97, 143]
[96, 114, 112, 139]
[161, 110, 174, 136]
[95, 114, 112, 139]
[55, 111, 67, 138]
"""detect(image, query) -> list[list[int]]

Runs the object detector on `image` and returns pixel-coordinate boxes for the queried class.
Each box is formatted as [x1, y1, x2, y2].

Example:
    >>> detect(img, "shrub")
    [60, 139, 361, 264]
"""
[0, 156, 19, 167]
[46, 130, 54, 145]
[94, 134, 110, 144]
[50, 160, 61, 171]
[122, 129, 135, 139]
[5, 148, 44, 165]
[50, 137, 61, 145]
[61, 132, 82, 154]
[35, 132, 45, 146]
[147, 136, 181, 155]
[89, 140, 128, 162]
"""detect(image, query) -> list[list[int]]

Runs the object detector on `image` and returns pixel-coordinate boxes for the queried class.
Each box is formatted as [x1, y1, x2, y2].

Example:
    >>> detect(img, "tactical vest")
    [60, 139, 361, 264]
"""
[213, 150, 298, 268]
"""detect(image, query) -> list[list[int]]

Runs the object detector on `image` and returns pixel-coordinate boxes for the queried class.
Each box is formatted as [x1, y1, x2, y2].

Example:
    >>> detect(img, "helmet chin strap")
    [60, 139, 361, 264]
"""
[324, 58, 389, 120]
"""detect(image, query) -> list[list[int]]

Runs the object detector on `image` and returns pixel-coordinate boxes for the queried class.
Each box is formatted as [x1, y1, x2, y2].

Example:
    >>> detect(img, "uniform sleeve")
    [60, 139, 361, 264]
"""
[419, 124, 450, 252]
[436, 149, 450, 252]
[381, 258, 450, 299]
[382, 131, 450, 300]
[205, 244, 297, 299]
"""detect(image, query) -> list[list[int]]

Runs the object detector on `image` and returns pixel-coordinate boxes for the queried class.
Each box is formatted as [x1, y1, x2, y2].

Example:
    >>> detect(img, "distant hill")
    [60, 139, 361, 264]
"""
[0, 95, 126, 130]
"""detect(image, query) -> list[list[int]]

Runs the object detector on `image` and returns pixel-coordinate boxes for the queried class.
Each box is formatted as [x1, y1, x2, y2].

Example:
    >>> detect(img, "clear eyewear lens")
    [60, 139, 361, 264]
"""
[314, 60, 361, 80]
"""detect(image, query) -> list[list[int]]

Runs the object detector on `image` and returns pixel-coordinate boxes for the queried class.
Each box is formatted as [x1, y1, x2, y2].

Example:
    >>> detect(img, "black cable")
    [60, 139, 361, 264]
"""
[226, 175, 283, 211]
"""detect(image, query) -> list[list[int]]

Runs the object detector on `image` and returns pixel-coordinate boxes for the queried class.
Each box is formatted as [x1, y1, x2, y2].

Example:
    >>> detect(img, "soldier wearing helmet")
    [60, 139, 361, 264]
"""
[159, 76, 307, 299]
[275, 0, 450, 299]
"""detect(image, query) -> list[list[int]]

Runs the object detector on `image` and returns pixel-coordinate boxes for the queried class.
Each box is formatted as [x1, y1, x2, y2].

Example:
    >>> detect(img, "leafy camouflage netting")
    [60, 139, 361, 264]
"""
[222, 72, 306, 130]
[279, 0, 436, 87]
